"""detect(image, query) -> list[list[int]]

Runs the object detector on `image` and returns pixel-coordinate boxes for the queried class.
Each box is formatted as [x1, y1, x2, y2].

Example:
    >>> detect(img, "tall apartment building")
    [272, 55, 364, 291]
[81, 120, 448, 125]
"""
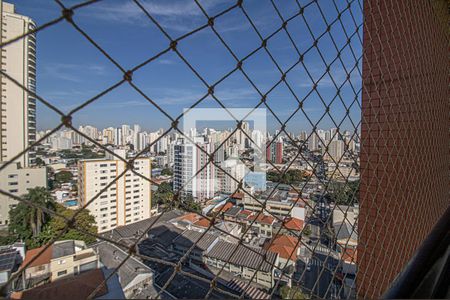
[328, 140, 345, 162]
[216, 158, 246, 194]
[266, 139, 283, 164]
[78, 150, 152, 233]
[0, 1, 37, 167]
[173, 138, 215, 201]
[0, 162, 46, 226]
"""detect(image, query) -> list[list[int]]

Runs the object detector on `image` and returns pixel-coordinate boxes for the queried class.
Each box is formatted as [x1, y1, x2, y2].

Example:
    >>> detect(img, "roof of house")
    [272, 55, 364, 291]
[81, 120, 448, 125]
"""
[205, 240, 277, 273]
[216, 202, 234, 213]
[22, 245, 53, 268]
[265, 235, 299, 261]
[282, 217, 304, 231]
[334, 222, 358, 241]
[179, 212, 200, 223]
[147, 224, 183, 248]
[247, 214, 276, 225]
[193, 217, 211, 228]
[52, 240, 75, 259]
[101, 210, 184, 243]
[230, 192, 244, 200]
[10, 269, 111, 300]
[0, 248, 20, 272]
[172, 230, 218, 251]
[341, 247, 357, 263]
[92, 242, 154, 291]
[237, 209, 252, 218]
[224, 206, 241, 217]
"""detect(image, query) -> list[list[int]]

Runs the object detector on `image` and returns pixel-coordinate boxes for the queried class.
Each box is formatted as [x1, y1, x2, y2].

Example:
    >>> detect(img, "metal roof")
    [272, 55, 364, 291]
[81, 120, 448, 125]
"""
[205, 240, 277, 273]
[173, 230, 218, 251]
[0, 248, 19, 272]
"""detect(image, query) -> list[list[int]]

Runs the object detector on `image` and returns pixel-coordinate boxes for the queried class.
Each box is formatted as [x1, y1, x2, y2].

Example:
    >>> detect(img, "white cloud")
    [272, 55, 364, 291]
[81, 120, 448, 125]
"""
[42, 63, 108, 82]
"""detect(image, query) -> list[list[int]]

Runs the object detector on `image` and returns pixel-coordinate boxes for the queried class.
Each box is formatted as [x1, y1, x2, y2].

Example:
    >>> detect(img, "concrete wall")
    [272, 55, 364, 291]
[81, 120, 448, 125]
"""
[0, 163, 46, 225]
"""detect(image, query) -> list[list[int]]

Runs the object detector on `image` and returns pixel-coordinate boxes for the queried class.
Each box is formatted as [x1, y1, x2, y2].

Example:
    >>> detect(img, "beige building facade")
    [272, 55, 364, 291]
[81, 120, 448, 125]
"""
[0, 162, 46, 226]
[0, 1, 37, 167]
[78, 151, 152, 233]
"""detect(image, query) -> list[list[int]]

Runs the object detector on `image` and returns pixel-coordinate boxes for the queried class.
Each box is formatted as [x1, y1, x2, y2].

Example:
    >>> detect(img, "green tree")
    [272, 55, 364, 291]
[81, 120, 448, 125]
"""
[184, 195, 201, 213]
[54, 170, 73, 184]
[153, 182, 174, 206]
[327, 180, 359, 205]
[8, 187, 55, 246]
[280, 286, 307, 299]
[267, 169, 305, 184]
[40, 204, 97, 245]
[160, 168, 173, 176]
[35, 157, 46, 166]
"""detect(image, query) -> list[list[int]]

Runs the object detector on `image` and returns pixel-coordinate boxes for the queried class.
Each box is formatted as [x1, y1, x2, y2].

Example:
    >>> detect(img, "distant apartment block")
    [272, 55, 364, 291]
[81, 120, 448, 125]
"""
[0, 162, 46, 226]
[240, 187, 306, 220]
[216, 158, 246, 194]
[78, 150, 152, 233]
[266, 139, 283, 164]
[0, 1, 37, 167]
[173, 138, 215, 201]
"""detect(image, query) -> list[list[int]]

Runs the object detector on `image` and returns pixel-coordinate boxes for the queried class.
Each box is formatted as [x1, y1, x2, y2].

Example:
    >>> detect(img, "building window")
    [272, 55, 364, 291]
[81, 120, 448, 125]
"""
[57, 270, 67, 276]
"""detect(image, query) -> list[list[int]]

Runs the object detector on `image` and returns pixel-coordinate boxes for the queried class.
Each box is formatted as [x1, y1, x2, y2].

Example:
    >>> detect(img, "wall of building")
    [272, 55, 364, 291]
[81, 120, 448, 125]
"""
[0, 1, 36, 167]
[0, 163, 46, 225]
[78, 157, 152, 233]
[49, 249, 98, 281]
[358, 1, 448, 297]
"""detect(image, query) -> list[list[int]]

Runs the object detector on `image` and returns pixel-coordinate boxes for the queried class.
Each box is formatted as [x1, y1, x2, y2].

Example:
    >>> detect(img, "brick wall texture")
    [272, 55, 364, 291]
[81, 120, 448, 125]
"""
[358, 0, 448, 298]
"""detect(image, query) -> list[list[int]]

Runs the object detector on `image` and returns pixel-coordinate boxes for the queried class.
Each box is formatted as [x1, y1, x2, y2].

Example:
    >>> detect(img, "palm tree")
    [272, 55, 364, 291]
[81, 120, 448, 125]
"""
[22, 187, 55, 237]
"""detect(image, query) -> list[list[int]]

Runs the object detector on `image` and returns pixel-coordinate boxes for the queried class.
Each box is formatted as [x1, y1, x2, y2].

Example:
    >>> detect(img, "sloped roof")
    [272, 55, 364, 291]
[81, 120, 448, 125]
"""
[22, 245, 53, 268]
[10, 269, 110, 300]
[265, 235, 299, 261]
[173, 230, 218, 251]
[205, 240, 277, 273]
[283, 217, 304, 231]
[193, 217, 211, 228]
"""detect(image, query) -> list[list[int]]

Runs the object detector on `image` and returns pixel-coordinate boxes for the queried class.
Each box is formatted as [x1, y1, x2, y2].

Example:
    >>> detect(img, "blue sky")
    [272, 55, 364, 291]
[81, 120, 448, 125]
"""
[10, 0, 362, 133]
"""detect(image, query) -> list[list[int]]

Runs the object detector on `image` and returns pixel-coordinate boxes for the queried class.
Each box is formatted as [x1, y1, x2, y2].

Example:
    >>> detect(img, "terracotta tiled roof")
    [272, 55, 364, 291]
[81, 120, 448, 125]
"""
[341, 247, 357, 263]
[265, 234, 300, 261]
[179, 212, 200, 223]
[283, 217, 304, 231]
[230, 192, 244, 199]
[21, 245, 53, 268]
[193, 217, 211, 228]
[248, 214, 275, 225]
[214, 202, 233, 213]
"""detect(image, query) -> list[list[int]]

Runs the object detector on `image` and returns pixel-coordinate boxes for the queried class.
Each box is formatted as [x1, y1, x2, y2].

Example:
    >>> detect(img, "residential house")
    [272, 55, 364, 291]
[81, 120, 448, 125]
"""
[21, 240, 99, 283]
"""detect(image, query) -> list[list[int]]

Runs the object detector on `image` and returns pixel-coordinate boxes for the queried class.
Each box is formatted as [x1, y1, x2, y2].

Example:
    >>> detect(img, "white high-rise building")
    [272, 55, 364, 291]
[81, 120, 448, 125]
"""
[78, 150, 153, 233]
[216, 158, 246, 194]
[137, 132, 148, 152]
[121, 124, 131, 145]
[173, 138, 215, 201]
[114, 128, 122, 146]
[0, 2, 37, 167]
[330, 127, 339, 141]
[308, 131, 320, 152]
[132, 124, 140, 150]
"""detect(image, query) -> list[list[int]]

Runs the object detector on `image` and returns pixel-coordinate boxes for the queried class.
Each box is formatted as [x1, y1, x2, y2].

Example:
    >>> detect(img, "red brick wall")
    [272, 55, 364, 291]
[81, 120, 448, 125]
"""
[358, 0, 448, 298]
